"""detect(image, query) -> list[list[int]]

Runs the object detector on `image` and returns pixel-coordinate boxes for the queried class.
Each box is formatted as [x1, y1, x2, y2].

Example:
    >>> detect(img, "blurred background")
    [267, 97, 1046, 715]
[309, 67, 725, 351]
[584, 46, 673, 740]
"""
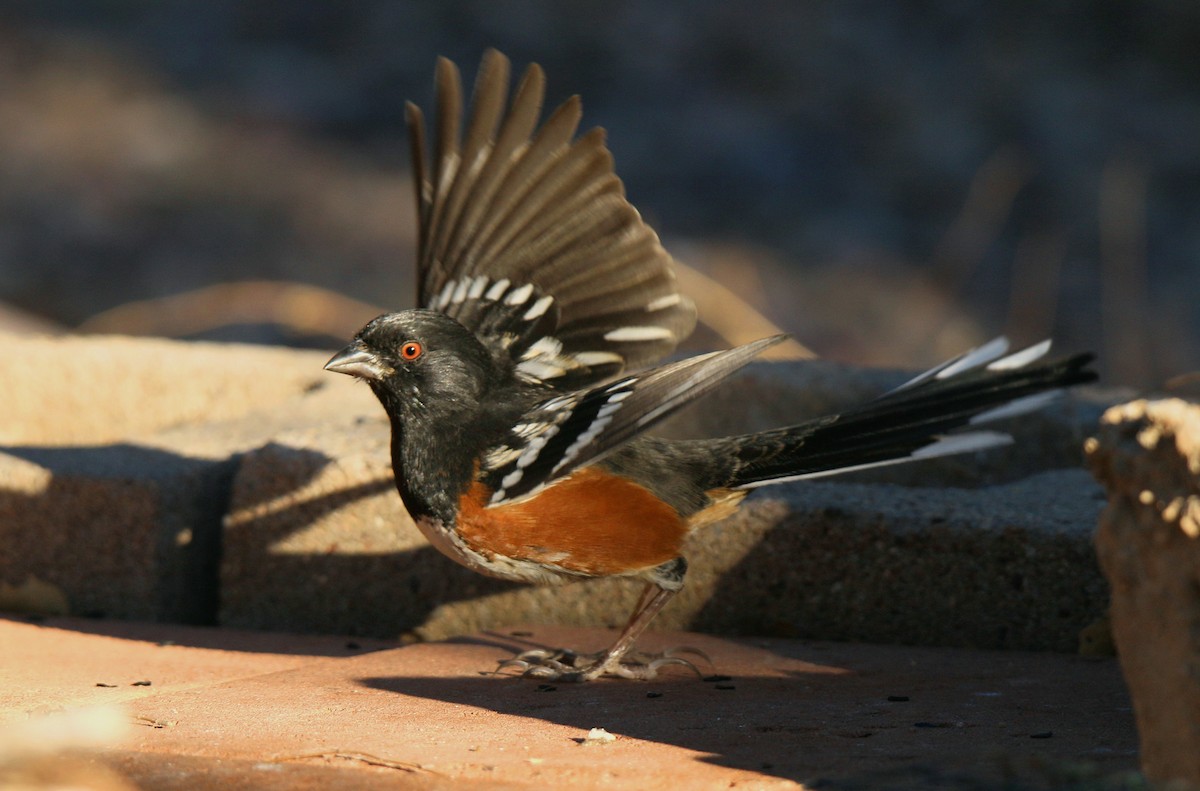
[0, 1, 1195, 387]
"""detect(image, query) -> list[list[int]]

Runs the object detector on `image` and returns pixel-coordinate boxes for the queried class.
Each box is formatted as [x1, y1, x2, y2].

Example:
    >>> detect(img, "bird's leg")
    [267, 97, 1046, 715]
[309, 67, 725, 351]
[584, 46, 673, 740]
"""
[500, 558, 704, 681]
[580, 582, 679, 680]
[628, 578, 659, 620]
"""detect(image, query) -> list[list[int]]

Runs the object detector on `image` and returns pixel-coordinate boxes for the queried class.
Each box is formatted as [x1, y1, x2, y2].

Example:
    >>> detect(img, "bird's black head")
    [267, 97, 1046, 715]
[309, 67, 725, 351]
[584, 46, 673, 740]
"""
[325, 309, 498, 422]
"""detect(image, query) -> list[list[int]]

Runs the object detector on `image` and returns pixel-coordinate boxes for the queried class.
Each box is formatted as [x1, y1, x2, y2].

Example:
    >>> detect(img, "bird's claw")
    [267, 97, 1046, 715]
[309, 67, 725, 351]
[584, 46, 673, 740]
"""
[660, 645, 711, 665]
[496, 655, 576, 676]
[495, 645, 710, 681]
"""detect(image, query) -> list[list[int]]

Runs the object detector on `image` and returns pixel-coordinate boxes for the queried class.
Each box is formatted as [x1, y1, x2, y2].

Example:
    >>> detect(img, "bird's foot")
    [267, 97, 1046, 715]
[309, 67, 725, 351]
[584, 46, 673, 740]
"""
[496, 646, 710, 682]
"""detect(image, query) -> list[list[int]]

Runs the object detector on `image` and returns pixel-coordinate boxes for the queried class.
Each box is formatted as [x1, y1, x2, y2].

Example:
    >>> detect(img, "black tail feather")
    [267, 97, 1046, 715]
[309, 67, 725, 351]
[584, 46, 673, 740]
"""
[721, 350, 1096, 488]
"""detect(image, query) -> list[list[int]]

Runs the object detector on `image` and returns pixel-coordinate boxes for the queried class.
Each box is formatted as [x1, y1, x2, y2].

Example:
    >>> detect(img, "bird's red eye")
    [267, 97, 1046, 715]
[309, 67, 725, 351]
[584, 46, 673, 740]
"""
[400, 341, 423, 361]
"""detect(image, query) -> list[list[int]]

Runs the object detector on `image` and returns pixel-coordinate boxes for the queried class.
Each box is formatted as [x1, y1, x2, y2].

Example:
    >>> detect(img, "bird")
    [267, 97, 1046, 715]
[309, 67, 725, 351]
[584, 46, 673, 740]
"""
[324, 50, 1097, 681]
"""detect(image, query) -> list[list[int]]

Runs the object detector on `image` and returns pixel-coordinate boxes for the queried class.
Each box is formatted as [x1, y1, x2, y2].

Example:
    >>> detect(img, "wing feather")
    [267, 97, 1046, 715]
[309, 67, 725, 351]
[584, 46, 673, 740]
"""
[410, 50, 696, 390]
[482, 336, 786, 504]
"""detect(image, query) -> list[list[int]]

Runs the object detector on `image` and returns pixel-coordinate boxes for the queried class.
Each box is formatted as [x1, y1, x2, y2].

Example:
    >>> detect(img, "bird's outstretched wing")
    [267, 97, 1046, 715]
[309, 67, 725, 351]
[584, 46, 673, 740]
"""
[408, 49, 696, 391]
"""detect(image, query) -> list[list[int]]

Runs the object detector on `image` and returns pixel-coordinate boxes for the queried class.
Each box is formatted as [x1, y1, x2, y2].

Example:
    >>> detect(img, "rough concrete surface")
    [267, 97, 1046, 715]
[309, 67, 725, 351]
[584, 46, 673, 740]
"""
[1088, 398, 1200, 788]
[684, 470, 1107, 651]
[0, 616, 1138, 790]
[0, 332, 336, 446]
[0, 331, 380, 623]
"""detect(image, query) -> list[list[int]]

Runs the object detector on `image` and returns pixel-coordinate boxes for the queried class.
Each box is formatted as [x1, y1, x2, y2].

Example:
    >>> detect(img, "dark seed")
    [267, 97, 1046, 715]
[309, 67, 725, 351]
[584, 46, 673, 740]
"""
[537, 684, 557, 692]
[95, 683, 117, 688]
[887, 696, 910, 702]
[913, 722, 950, 728]
[703, 675, 732, 683]
[715, 684, 736, 691]
[1030, 731, 1053, 739]
[646, 692, 663, 699]
[131, 680, 152, 687]
[345, 641, 361, 650]
[510, 630, 534, 637]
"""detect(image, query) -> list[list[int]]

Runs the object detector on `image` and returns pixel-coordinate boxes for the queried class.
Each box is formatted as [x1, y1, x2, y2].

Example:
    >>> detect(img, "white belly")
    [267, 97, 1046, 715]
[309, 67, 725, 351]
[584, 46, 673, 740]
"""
[413, 515, 577, 585]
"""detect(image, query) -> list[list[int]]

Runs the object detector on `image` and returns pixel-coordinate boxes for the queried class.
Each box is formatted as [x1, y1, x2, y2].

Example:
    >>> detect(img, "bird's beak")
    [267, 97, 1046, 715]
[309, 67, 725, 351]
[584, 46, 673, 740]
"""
[324, 342, 390, 381]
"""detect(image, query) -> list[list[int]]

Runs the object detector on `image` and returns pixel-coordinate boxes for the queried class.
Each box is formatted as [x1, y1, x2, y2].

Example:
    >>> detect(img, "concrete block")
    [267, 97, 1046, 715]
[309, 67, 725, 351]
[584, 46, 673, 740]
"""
[0, 332, 375, 622]
[683, 469, 1107, 651]
[0, 332, 333, 446]
[0, 444, 231, 622]
[1089, 398, 1200, 787]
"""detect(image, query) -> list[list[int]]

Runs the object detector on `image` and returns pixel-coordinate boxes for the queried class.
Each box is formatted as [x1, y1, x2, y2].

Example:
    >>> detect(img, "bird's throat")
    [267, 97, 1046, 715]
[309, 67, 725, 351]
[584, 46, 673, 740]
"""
[387, 411, 479, 525]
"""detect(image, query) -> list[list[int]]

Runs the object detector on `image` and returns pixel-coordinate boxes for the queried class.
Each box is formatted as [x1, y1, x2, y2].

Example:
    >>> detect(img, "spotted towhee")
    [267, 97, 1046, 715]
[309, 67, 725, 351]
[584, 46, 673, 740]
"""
[325, 50, 1097, 681]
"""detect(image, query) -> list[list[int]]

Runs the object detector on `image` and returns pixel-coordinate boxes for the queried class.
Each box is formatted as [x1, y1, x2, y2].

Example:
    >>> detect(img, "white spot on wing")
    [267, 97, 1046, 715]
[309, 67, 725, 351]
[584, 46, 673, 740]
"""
[522, 337, 562, 359]
[516, 435, 549, 468]
[523, 295, 554, 321]
[511, 421, 551, 438]
[468, 275, 489, 299]
[596, 402, 622, 419]
[570, 351, 624, 367]
[485, 279, 510, 301]
[646, 293, 682, 311]
[516, 359, 568, 381]
[604, 326, 675, 342]
[505, 283, 535, 305]
[435, 280, 455, 310]
[483, 446, 521, 470]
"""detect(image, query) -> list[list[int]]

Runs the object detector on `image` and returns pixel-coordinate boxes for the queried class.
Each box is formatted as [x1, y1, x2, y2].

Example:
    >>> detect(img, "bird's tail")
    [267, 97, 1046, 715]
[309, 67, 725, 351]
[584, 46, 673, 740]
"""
[718, 338, 1096, 489]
